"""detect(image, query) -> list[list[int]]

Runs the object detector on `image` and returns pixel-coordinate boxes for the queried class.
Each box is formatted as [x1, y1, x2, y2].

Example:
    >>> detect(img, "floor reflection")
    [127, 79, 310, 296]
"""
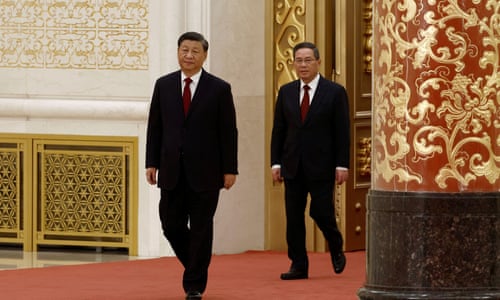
[0, 245, 138, 270]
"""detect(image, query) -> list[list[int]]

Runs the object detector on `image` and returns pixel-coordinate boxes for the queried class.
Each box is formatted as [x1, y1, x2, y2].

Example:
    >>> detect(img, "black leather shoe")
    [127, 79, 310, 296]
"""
[332, 251, 346, 274]
[280, 268, 308, 280]
[185, 291, 202, 299]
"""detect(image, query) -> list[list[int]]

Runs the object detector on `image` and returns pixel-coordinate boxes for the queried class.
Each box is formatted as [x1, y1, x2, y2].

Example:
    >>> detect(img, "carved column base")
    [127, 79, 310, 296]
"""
[358, 190, 500, 300]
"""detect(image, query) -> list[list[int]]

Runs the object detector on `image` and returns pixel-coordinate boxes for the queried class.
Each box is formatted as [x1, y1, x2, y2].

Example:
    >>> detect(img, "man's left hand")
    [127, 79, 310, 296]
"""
[224, 174, 237, 190]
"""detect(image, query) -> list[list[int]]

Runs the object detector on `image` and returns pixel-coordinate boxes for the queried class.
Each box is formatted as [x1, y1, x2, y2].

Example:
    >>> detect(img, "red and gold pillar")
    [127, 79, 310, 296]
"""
[359, 1, 499, 298]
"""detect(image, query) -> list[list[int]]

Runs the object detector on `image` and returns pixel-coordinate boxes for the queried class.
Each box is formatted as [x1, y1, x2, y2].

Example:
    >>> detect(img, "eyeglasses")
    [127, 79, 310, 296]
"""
[294, 58, 316, 65]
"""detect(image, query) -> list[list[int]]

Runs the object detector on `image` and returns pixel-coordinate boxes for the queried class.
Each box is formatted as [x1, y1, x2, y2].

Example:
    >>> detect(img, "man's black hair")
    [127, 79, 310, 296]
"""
[293, 42, 320, 60]
[178, 32, 209, 52]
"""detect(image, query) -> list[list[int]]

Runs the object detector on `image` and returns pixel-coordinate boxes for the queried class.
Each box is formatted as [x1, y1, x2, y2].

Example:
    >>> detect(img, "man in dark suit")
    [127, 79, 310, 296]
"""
[271, 42, 350, 280]
[145, 32, 238, 300]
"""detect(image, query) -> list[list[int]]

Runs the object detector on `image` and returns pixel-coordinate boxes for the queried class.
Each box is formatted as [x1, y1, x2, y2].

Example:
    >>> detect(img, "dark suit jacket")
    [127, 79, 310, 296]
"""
[271, 76, 350, 181]
[146, 69, 238, 191]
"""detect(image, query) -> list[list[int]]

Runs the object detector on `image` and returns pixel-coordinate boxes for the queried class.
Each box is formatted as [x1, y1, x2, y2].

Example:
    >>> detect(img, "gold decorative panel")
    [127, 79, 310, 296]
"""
[0, 141, 28, 246]
[0, 134, 137, 254]
[0, 0, 148, 69]
[34, 140, 136, 252]
[42, 150, 124, 234]
[274, 0, 306, 95]
[357, 138, 371, 177]
[363, 0, 373, 73]
[354, 123, 371, 185]
[0, 148, 19, 230]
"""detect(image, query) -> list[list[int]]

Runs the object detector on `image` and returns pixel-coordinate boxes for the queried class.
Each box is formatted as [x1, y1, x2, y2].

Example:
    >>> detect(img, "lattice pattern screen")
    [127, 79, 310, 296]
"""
[34, 140, 136, 251]
[0, 141, 29, 246]
[0, 148, 18, 230]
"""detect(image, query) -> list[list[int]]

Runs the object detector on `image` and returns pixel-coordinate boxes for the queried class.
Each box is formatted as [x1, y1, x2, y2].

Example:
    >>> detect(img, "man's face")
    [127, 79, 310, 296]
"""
[293, 48, 320, 83]
[177, 39, 207, 75]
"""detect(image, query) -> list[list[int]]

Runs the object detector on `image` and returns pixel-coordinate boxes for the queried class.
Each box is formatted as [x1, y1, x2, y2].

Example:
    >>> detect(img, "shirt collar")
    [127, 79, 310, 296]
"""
[182, 69, 202, 83]
[300, 73, 320, 90]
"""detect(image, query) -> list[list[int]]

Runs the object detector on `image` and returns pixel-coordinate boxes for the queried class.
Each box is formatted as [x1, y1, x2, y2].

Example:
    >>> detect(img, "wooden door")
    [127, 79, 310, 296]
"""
[332, 0, 372, 251]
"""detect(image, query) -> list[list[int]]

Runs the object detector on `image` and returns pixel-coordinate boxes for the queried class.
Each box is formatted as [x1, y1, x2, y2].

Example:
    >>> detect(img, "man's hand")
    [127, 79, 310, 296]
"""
[271, 167, 283, 183]
[335, 169, 349, 185]
[145, 167, 157, 185]
[224, 174, 237, 189]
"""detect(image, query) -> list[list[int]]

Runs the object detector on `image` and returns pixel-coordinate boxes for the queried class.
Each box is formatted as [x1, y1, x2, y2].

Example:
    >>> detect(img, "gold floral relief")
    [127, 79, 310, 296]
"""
[0, 0, 148, 70]
[274, 0, 305, 96]
[363, 0, 373, 73]
[373, 0, 499, 192]
[358, 137, 372, 177]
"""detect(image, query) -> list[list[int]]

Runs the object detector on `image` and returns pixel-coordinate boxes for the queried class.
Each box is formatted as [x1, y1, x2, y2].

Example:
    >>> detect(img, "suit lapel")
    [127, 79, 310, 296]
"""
[303, 77, 326, 124]
[185, 69, 206, 118]
[170, 71, 184, 116]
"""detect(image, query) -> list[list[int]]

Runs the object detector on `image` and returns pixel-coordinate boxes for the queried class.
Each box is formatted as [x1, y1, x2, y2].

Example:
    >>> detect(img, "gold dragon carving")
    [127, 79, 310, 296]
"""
[373, 0, 499, 191]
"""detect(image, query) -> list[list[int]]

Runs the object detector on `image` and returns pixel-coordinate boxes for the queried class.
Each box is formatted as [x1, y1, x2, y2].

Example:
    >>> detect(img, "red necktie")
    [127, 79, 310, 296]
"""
[301, 85, 310, 122]
[183, 77, 192, 117]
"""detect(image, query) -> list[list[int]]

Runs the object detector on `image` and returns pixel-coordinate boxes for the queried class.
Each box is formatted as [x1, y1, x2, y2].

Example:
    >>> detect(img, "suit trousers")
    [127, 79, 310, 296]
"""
[283, 163, 343, 270]
[159, 164, 219, 293]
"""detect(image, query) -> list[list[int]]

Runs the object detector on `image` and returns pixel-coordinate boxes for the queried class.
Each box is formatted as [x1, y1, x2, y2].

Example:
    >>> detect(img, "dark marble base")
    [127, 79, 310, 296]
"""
[358, 190, 500, 300]
[358, 288, 500, 300]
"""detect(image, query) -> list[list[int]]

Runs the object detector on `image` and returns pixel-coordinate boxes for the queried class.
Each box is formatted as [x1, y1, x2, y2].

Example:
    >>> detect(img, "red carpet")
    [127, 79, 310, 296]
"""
[0, 250, 366, 300]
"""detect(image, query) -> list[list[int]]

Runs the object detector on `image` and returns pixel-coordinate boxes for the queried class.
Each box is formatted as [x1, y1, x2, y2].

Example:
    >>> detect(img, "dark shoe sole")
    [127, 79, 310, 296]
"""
[185, 291, 202, 299]
[280, 272, 308, 280]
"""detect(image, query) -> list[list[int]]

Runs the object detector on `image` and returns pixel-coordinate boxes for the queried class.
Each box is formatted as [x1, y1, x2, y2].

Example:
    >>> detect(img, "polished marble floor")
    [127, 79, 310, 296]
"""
[0, 245, 140, 270]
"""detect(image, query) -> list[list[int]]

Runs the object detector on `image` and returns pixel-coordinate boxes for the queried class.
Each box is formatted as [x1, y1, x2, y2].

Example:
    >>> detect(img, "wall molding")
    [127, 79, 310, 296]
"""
[0, 98, 149, 121]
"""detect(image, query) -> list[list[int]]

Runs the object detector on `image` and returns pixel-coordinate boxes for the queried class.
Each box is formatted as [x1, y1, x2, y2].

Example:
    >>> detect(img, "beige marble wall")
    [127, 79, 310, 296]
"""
[0, 0, 266, 257]
[209, 0, 266, 254]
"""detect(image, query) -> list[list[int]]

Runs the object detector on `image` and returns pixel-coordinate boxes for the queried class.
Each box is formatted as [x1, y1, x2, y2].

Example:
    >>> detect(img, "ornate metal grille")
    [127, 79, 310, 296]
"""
[0, 134, 137, 254]
[35, 141, 135, 251]
[0, 148, 19, 230]
[0, 140, 30, 247]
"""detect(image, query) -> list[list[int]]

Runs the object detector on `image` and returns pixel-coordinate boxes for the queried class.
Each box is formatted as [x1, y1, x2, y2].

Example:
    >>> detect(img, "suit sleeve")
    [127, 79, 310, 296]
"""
[334, 85, 350, 168]
[270, 88, 286, 166]
[145, 79, 162, 168]
[218, 83, 238, 175]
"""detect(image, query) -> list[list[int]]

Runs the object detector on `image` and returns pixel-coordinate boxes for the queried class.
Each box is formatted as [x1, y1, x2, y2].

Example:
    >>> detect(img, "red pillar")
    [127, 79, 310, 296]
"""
[359, 1, 499, 298]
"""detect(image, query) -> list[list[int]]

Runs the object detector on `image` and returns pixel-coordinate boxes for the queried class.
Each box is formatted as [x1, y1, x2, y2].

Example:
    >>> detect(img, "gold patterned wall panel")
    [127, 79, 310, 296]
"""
[0, 139, 31, 249]
[34, 139, 137, 253]
[0, 134, 137, 254]
[0, 146, 20, 231]
[372, 0, 500, 192]
[0, 0, 148, 70]
[355, 124, 371, 188]
[362, 0, 373, 73]
[274, 0, 306, 96]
